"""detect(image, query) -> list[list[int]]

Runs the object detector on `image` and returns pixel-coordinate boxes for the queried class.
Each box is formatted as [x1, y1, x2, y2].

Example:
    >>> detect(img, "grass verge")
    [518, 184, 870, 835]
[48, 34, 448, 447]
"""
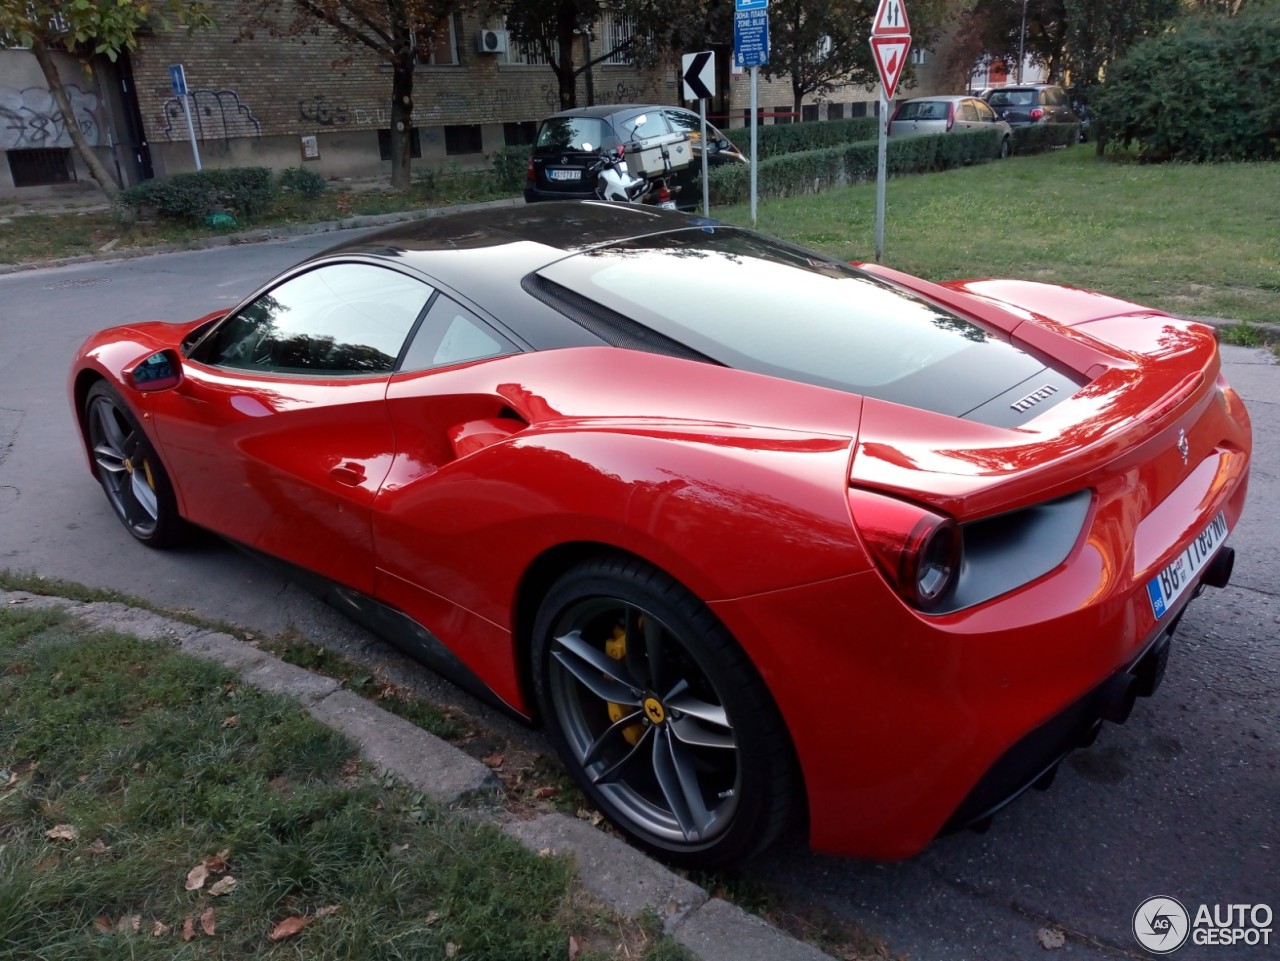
[717, 146, 1280, 324]
[0, 603, 689, 960]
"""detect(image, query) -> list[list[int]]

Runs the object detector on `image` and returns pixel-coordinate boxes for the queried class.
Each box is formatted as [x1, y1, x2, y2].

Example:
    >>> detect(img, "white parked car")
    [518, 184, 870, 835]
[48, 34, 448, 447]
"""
[889, 95, 1013, 158]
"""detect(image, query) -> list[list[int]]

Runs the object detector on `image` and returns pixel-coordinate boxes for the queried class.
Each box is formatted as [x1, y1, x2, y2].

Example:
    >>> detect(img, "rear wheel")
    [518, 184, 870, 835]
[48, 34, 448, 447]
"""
[84, 382, 187, 547]
[532, 555, 796, 867]
[999, 135, 1011, 159]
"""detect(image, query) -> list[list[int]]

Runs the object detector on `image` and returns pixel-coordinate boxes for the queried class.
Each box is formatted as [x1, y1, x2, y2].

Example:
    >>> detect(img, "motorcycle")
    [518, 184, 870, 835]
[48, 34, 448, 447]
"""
[591, 130, 693, 209]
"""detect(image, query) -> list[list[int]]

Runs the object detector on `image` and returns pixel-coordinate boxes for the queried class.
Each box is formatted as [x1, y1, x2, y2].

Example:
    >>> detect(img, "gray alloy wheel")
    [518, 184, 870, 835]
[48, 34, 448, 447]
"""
[84, 382, 186, 547]
[533, 555, 796, 867]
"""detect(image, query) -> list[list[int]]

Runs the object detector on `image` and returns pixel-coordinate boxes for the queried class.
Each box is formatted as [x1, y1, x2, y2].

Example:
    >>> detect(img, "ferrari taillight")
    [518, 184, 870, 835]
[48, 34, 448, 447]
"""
[849, 489, 961, 611]
[1030, 107, 1044, 121]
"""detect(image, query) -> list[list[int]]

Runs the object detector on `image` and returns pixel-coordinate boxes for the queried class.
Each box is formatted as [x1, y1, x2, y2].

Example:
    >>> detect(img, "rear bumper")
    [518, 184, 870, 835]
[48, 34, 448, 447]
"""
[525, 185, 594, 204]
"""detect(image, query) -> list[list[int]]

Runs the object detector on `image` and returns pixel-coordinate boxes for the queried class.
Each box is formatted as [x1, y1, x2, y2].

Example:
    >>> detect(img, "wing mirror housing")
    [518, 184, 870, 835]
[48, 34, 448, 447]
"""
[124, 349, 183, 393]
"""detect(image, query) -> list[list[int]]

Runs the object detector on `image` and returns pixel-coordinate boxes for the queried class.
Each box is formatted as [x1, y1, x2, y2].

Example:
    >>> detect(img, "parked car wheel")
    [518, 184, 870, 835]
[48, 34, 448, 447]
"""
[999, 135, 1012, 159]
[532, 555, 796, 867]
[83, 381, 187, 547]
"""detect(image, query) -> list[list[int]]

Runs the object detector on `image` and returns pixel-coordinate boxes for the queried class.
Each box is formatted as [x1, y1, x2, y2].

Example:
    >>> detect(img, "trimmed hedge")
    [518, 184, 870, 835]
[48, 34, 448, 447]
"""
[491, 145, 531, 194]
[117, 167, 277, 224]
[1011, 123, 1081, 154]
[735, 116, 881, 161]
[708, 128, 1005, 205]
[278, 165, 326, 199]
[1092, 9, 1280, 162]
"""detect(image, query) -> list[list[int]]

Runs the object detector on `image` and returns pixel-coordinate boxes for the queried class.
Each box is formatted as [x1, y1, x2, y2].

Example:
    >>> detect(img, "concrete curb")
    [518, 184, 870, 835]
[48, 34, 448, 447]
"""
[1, 588, 837, 961]
[0, 196, 525, 277]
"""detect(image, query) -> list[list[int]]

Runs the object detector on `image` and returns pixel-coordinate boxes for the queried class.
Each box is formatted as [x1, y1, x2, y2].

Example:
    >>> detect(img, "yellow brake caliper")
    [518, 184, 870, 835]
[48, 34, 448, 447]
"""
[605, 625, 645, 745]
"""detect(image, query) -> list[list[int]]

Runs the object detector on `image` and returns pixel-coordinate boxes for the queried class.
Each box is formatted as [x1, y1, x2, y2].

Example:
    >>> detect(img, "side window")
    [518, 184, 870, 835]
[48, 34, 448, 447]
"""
[975, 101, 997, 122]
[958, 102, 979, 122]
[617, 112, 671, 142]
[399, 294, 516, 372]
[192, 263, 432, 374]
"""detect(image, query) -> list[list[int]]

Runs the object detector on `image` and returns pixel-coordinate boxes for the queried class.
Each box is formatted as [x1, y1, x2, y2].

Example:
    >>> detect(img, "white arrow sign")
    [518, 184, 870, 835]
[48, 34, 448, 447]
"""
[681, 50, 715, 101]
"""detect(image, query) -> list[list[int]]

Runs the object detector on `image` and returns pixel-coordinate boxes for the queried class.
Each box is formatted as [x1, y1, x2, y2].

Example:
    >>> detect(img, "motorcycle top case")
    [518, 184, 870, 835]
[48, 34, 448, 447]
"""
[625, 132, 693, 178]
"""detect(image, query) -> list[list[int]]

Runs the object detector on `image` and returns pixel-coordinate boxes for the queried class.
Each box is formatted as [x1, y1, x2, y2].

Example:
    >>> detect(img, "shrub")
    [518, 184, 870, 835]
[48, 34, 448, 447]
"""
[117, 167, 277, 224]
[1092, 8, 1280, 162]
[735, 117, 880, 160]
[491, 145, 531, 194]
[708, 128, 1002, 205]
[1011, 123, 1080, 154]
[278, 165, 326, 199]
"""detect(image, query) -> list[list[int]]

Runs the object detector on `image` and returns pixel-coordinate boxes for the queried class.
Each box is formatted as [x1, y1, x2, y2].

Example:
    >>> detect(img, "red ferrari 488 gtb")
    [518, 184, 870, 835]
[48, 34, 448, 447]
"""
[69, 203, 1251, 867]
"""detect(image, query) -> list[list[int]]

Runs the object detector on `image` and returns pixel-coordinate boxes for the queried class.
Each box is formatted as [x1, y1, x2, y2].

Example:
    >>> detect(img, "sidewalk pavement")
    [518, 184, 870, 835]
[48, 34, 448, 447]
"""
[2, 589, 837, 961]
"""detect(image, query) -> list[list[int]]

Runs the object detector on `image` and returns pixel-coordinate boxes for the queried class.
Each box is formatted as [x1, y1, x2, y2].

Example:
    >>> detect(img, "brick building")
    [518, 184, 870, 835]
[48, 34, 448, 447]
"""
[1, 2, 957, 198]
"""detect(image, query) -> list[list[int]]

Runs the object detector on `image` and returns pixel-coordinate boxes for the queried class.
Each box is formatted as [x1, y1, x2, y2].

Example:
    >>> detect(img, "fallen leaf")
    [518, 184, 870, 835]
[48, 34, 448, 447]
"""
[268, 916, 312, 941]
[152, 921, 171, 937]
[117, 914, 141, 933]
[93, 915, 113, 933]
[45, 824, 78, 841]
[424, 910, 441, 925]
[568, 934, 583, 960]
[533, 786, 558, 799]
[182, 917, 195, 941]
[1035, 927, 1066, 950]
[85, 838, 109, 856]
[575, 808, 603, 827]
[536, 846, 553, 858]
[315, 905, 341, 918]
[221, 715, 239, 728]
[200, 907, 215, 936]
[208, 876, 237, 896]
[185, 863, 208, 891]
[445, 942, 460, 958]
[482, 753, 504, 769]
[391, 842, 410, 855]
[204, 849, 231, 872]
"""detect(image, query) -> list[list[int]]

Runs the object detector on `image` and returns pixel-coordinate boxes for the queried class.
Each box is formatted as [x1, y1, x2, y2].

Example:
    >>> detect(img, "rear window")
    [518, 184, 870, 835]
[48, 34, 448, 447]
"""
[534, 229, 1044, 411]
[897, 101, 950, 121]
[988, 90, 1035, 107]
[535, 117, 613, 154]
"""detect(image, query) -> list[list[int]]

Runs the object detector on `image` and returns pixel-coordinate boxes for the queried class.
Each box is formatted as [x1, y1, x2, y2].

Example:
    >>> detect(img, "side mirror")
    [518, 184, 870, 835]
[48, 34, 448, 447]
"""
[124, 349, 183, 393]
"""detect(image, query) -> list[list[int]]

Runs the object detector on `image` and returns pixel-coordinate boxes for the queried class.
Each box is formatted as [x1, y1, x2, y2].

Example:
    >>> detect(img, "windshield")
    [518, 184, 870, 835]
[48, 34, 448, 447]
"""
[536, 229, 1047, 414]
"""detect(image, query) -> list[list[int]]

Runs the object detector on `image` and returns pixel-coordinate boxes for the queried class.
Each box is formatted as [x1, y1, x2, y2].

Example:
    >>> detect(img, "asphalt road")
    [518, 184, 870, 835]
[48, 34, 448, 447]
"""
[1, 237, 1275, 960]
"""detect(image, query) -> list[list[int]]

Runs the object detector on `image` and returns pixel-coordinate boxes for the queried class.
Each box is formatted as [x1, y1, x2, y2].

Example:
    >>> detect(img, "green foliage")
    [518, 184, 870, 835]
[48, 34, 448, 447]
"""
[278, 165, 327, 199]
[0, 1, 213, 60]
[709, 128, 1002, 204]
[737, 117, 881, 160]
[491, 144, 532, 194]
[116, 168, 278, 224]
[1093, 8, 1280, 161]
[1011, 123, 1082, 153]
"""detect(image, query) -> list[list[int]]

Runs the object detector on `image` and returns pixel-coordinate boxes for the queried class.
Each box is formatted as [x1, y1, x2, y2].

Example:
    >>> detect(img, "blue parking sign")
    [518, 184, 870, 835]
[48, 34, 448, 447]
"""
[734, 9, 769, 67]
[169, 64, 188, 97]
[736, 0, 768, 9]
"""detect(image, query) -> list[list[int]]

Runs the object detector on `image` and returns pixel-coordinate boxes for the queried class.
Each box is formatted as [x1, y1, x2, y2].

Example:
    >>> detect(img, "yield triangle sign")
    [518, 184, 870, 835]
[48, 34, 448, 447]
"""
[870, 35, 911, 99]
[872, 0, 910, 36]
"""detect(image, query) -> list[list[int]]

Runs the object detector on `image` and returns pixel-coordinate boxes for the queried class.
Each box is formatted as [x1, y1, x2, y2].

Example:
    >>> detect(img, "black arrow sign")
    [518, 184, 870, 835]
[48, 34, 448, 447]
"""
[681, 50, 715, 101]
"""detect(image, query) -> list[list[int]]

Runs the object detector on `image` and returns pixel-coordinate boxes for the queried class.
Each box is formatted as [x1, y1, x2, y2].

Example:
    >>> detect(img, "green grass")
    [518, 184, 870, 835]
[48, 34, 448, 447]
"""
[0, 605, 688, 960]
[717, 146, 1280, 324]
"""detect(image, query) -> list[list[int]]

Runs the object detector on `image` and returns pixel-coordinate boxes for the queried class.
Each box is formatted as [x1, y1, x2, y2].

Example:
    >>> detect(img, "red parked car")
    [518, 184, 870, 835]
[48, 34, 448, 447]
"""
[69, 203, 1251, 867]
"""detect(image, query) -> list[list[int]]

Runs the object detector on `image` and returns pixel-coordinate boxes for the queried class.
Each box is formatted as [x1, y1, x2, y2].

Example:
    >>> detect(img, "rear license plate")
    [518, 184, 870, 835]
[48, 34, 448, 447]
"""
[548, 169, 582, 181]
[1146, 512, 1229, 618]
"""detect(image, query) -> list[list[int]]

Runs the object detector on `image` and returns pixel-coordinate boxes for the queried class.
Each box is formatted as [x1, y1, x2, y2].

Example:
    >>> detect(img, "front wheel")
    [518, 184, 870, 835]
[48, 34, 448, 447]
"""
[532, 555, 797, 867]
[998, 135, 1011, 159]
[83, 381, 187, 548]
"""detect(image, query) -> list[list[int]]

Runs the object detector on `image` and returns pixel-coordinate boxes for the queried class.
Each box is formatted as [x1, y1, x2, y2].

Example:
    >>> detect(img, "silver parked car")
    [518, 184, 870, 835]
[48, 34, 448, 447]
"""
[889, 95, 1013, 158]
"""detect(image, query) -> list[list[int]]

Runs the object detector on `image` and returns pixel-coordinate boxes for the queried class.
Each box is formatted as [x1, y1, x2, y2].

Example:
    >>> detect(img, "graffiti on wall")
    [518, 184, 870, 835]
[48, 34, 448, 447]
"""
[298, 95, 349, 126]
[0, 85, 102, 150]
[162, 89, 261, 142]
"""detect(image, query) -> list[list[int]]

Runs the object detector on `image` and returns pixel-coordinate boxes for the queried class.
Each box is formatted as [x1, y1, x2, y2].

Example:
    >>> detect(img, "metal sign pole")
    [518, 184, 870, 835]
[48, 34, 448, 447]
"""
[750, 66, 758, 227]
[699, 100, 710, 217]
[182, 94, 202, 172]
[875, 88, 887, 262]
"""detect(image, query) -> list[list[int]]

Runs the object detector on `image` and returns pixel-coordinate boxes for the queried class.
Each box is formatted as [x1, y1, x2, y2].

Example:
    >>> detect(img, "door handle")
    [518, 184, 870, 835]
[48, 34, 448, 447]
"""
[330, 461, 366, 486]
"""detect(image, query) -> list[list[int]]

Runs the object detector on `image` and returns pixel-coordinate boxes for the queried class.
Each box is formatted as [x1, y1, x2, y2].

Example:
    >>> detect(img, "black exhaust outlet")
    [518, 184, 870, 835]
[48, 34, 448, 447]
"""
[1201, 546, 1235, 589]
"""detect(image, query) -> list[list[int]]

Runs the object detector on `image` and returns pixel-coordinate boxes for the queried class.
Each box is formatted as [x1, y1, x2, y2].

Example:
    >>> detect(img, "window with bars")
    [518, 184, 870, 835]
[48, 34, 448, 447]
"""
[503, 121, 538, 146]
[600, 13, 635, 64]
[444, 124, 483, 155]
[7, 148, 75, 187]
[505, 36, 555, 66]
[419, 16, 458, 65]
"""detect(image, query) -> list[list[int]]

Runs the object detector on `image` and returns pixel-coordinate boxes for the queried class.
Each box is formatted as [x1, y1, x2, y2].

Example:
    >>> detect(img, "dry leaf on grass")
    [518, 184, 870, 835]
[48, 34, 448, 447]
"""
[315, 905, 341, 918]
[208, 876, 237, 897]
[152, 921, 171, 937]
[482, 753, 504, 769]
[184, 864, 208, 891]
[536, 847, 554, 858]
[182, 917, 196, 942]
[200, 907, 215, 937]
[116, 915, 141, 933]
[205, 849, 231, 873]
[1035, 927, 1067, 950]
[85, 838, 109, 856]
[424, 910, 441, 926]
[221, 715, 239, 728]
[93, 916, 113, 933]
[575, 808, 604, 827]
[445, 942, 460, 958]
[268, 915, 312, 941]
[532, 786, 558, 799]
[568, 934, 583, 961]
[45, 824, 78, 841]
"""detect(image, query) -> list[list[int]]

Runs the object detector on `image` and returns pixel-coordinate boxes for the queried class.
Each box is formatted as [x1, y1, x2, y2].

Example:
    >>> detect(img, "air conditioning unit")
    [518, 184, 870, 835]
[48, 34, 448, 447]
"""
[475, 29, 508, 54]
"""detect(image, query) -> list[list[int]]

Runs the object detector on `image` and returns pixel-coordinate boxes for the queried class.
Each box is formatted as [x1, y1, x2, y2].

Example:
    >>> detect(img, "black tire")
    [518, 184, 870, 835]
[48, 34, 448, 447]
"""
[532, 554, 797, 867]
[999, 135, 1011, 159]
[83, 381, 187, 548]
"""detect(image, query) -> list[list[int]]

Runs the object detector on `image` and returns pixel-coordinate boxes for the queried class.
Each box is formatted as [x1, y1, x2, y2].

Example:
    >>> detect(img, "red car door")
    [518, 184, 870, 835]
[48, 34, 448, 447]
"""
[149, 261, 434, 594]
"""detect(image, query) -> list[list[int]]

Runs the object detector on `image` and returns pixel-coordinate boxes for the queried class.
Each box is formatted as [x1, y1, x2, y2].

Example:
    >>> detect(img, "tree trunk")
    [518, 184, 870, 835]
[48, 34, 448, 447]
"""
[30, 39, 120, 195]
[389, 52, 415, 190]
